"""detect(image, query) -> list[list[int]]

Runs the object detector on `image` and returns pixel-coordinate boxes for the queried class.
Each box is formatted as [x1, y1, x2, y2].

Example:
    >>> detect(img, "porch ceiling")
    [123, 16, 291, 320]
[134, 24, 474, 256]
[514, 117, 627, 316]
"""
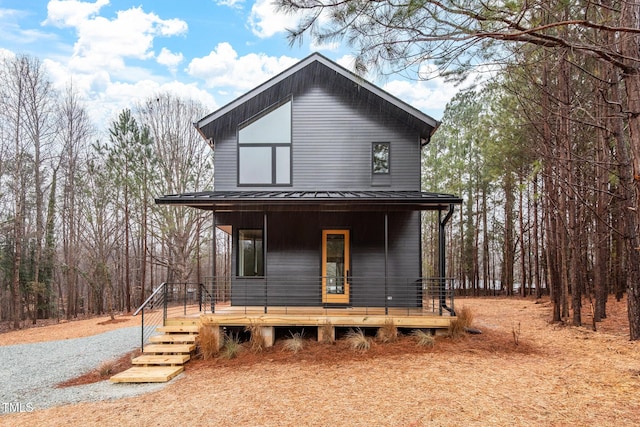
[155, 190, 462, 212]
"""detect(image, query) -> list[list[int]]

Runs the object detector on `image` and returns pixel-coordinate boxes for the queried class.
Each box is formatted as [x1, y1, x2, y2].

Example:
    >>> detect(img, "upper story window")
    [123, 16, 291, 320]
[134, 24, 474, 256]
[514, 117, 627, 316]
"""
[372, 142, 390, 174]
[238, 100, 291, 185]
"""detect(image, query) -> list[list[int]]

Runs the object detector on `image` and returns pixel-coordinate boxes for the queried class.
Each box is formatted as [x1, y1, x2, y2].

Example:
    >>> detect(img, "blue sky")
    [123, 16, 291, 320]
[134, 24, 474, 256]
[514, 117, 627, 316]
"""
[0, 0, 462, 128]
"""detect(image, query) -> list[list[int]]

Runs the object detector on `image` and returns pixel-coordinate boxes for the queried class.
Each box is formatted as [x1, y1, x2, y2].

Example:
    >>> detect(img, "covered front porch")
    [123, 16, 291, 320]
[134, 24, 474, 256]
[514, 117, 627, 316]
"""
[147, 190, 462, 349]
[157, 190, 461, 312]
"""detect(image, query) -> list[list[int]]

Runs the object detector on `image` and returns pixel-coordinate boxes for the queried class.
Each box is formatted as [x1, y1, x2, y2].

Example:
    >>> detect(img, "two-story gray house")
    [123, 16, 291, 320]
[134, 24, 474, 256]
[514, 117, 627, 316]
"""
[157, 53, 461, 314]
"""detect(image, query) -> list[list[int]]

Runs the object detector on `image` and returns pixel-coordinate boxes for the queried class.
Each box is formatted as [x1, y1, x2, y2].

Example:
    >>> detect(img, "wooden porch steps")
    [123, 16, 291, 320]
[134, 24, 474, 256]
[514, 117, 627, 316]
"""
[110, 366, 184, 383]
[110, 318, 200, 384]
[142, 343, 196, 353]
[149, 334, 197, 344]
[156, 325, 200, 333]
[131, 354, 191, 366]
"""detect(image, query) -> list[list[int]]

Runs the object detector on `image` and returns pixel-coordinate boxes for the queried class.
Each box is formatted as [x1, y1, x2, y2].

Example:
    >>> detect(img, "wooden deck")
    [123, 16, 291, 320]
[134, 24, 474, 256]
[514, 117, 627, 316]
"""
[202, 305, 454, 329]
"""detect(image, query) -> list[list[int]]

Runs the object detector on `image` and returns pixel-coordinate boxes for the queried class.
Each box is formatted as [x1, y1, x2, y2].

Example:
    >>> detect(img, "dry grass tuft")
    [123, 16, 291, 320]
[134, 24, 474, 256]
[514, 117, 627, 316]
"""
[448, 305, 474, 339]
[198, 325, 219, 360]
[282, 331, 305, 353]
[245, 321, 265, 353]
[376, 318, 398, 343]
[456, 305, 474, 328]
[512, 322, 521, 346]
[345, 328, 372, 351]
[411, 329, 435, 348]
[221, 333, 242, 359]
[97, 359, 117, 377]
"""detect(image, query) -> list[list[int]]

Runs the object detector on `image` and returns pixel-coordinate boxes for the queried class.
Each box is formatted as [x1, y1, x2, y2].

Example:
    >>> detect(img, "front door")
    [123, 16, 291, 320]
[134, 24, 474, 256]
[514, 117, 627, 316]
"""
[322, 230, 350, 304]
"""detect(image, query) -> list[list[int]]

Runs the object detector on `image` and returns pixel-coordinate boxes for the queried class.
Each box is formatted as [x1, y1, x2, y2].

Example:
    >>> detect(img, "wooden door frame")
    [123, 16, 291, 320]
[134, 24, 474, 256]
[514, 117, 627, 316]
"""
[321, 229, 350, 304]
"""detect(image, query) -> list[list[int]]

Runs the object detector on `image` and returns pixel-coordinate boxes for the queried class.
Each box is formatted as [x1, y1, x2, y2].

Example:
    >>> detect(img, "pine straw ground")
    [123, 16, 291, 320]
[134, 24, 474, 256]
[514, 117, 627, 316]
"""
[2, 297, 640, 426]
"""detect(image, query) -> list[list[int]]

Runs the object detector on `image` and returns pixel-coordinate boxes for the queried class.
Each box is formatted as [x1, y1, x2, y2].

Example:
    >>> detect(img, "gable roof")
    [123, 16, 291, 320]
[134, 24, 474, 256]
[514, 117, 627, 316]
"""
[195, 52, 440, 146]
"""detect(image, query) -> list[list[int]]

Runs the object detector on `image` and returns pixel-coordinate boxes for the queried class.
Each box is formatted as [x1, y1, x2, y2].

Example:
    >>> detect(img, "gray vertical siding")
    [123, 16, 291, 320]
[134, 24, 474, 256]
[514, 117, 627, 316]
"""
[213, 83, 421, 191]
[216, 211, 421, 307]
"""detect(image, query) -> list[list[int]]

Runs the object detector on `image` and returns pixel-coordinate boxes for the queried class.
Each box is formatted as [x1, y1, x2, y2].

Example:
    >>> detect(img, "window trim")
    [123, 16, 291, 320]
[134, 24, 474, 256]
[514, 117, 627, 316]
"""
[237, 228, 264, 278]
[238, 144, 292, 186]
[237, 98, 293, 186]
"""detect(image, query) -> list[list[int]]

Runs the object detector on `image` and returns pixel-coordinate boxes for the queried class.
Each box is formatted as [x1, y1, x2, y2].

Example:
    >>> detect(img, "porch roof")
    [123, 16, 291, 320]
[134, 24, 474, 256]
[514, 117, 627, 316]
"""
[155, 190, 462, 212]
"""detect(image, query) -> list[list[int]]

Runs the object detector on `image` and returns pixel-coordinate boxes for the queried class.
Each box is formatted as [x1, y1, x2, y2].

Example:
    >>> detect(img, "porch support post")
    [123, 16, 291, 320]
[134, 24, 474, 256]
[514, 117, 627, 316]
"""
[384, 211, 389, 315]
[439, 204, 455, 315]
[264, 212, 268, 314]
[261, 326, 275, 347]
[211, 210, 216, 313]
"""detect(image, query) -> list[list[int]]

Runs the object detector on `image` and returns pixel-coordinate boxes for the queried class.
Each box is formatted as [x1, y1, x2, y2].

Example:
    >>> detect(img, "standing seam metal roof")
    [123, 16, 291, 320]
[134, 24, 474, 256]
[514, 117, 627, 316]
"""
[155, 190, 462, 210]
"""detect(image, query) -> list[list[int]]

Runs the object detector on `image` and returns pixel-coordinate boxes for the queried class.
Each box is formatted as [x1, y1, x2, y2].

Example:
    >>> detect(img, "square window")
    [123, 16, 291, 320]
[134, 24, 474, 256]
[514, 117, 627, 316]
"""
[239, 147, 272, 184]
[372, 142, 390, 174]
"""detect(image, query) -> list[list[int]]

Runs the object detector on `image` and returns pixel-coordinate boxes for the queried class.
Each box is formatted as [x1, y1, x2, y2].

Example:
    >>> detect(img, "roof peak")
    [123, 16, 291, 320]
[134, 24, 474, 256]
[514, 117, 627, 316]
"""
[196, 52, 438, 136]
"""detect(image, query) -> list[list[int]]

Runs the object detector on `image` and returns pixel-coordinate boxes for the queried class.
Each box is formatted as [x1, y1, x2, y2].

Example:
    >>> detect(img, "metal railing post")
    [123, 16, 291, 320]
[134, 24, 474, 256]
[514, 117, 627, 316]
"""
[141, 307, 145, 352]
[450, 278, 455, 314]
[264, 277, 268, 314]
[211, 279, 215, 313]
[163, 283, 168, 326]
[183, 283, 187, 316]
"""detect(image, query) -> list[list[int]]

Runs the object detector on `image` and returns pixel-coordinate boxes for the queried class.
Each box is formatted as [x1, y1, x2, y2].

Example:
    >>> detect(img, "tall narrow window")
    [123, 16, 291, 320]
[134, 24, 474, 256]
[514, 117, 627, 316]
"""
[372, 142, 390, 174]
[238, 100, 291, 185]
[238, 230, 263, 277]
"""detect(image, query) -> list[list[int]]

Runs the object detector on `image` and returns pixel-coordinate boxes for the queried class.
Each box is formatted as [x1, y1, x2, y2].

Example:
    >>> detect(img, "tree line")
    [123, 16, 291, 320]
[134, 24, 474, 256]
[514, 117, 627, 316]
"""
[305, 0, 640, 338]
[0, 54, 214, 328]
[5, 0, 640, 340]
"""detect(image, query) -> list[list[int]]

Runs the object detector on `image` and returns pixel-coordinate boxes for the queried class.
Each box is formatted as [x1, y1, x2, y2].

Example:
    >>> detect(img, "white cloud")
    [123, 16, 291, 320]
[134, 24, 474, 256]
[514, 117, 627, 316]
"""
[0, 47, 16, 61]
[42, 57, 217, 129]
[215, 0, 245, 7]
[97, 79, 217, 130]
[383, 78, 460, 120]
[248, 0, 300, 38]
[44, 0, 109, 28]
[310, 40, 340, 52]
[44, 1, 188, 75]
[187, 42, 298, 92]
[157, 47, 184, 71]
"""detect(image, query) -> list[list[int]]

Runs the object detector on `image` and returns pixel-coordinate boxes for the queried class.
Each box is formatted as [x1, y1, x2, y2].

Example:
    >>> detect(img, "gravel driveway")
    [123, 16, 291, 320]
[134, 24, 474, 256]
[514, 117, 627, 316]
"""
[0, 327, 170, 413]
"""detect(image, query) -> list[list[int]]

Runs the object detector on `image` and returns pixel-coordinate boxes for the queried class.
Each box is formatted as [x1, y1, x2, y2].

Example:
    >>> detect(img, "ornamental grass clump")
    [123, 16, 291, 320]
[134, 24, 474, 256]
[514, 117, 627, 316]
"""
[345, 328, 372, 352]
[245, 321, 265, 353]
[97, 359, 117, 377]
[448, 305, 474, 339]
[198, 324, 219, 360]
[282, 331, 305, 354]
[221, 333, 242, 359]
[376, 318, 398, 343]
[411, 329, 435, 348]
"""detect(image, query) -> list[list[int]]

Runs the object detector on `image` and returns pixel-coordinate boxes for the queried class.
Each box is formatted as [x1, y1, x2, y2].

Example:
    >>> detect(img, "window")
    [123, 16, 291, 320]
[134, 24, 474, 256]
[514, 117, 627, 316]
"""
[372, 142, 390, 174]
[238, 100, 291, 185]
[238, 230, 263, 277]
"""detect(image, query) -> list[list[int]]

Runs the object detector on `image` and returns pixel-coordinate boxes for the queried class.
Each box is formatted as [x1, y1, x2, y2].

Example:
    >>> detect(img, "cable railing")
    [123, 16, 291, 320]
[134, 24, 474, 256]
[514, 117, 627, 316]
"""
[201, 276, 455, 316]
[133, 282, 213, 351]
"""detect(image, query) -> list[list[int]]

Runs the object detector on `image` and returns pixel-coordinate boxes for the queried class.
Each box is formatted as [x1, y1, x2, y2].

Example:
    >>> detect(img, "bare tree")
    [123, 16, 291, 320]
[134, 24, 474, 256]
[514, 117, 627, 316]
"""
[136, 93, 213, 284]
[58, 84, 93, 319]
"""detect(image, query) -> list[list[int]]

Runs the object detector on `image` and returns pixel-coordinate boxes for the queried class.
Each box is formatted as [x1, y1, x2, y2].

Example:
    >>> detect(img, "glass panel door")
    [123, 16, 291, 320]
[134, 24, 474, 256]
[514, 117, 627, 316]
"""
[322, 230, 350, 304]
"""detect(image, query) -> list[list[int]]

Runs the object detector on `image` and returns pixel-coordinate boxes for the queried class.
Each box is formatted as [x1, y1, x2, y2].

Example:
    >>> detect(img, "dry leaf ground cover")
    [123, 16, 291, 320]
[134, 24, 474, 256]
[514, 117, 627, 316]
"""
[2, 297, 640, 426]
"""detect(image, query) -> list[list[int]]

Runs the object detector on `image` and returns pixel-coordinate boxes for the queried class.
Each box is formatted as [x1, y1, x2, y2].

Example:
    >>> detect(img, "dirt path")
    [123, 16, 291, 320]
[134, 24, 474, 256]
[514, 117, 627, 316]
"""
[3, 297, 640, 426]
